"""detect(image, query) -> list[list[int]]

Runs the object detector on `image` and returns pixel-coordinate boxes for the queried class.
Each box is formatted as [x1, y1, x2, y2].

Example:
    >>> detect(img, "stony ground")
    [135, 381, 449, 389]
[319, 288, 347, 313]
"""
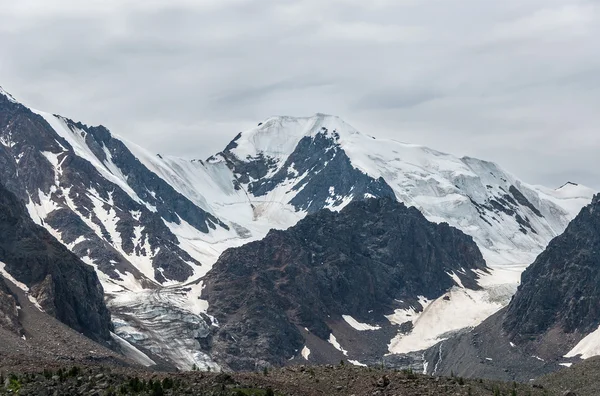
[0, 362, 558, 396]
[539, 356, 600, 396]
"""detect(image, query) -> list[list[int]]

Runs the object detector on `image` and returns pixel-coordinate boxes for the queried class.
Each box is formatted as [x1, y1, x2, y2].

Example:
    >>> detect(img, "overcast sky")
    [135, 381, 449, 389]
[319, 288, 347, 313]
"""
[1, 0, 598, 189]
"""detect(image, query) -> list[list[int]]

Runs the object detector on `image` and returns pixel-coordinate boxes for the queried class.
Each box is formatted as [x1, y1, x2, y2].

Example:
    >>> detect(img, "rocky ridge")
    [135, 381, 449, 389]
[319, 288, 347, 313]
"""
[202, 198, 487, 370]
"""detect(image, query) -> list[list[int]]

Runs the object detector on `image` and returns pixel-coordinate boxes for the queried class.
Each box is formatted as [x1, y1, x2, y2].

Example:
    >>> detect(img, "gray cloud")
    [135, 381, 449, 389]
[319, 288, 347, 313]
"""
[0, 0, 598, 189]
[353, 89, 442, 110]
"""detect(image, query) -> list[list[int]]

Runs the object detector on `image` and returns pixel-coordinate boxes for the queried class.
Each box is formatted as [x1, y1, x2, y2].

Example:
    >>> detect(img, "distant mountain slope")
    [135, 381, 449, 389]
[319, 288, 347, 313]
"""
[202, 198, 487, 370]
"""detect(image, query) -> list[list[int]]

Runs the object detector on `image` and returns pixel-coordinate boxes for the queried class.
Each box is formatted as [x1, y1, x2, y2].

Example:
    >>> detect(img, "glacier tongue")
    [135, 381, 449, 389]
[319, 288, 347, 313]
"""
[109, 282, 220, 371]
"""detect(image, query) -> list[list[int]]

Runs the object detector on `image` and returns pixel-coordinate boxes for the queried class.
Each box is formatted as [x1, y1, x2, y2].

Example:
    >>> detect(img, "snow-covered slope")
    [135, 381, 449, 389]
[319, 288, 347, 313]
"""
[0, 86, 595, 369]
[141, 113, 592, 267]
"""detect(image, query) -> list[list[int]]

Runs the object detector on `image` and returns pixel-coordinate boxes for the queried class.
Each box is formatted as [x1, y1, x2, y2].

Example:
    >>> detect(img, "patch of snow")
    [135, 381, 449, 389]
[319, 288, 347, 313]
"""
[388, 267, 519, 354]
[328, 334, 348, 356]
[0, 132, 16, 148]
[68, 235, 87, 250]
[559, 362, 573, 368]
[0, 86, 18, 103]
[301, 346, 311, 360]
[349, 360, 367, 367]
[386, 296, 431, 325]
[25, 189, 60, 226]
[0, 262, 45, 312]
[446, 271, 465, 289]
[0, 261, 29, 292]
[565, 324, 600, 359]
[27, 295, 45, 312]
[342, 315, 381, 331]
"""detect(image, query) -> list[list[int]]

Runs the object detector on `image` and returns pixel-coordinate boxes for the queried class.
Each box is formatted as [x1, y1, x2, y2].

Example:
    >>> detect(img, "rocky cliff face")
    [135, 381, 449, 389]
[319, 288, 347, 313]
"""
[0, 182, 111, 343]
[423, 195, 600, 381]
[202, 198, 487, 370]
[503, 193, 600, 356]
[0, 276, 22, 335]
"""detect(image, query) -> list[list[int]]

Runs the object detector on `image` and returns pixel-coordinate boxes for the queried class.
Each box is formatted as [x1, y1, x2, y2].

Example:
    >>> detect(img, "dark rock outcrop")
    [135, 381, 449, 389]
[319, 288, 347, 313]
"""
[221, 127, 396, 214]
[0, 276, 22, 335]
[503, 193, 600, 357]
[0, 182, 111, 343]
[202, 198, 487, 370]
[424, 194, 600, 381]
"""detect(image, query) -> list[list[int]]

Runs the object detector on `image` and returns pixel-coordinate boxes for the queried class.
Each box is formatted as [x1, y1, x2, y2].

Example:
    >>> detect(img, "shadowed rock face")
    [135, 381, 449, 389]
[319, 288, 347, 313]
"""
[503, 194, 600, 354]
[202, 198, 487, 371]
[0, 182, 111, 343]
[0, 276, 21, 335]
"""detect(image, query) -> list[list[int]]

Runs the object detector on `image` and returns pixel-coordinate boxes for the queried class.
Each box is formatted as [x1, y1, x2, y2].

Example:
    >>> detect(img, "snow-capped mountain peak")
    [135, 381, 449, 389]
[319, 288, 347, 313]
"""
[226, 113, 360, 163]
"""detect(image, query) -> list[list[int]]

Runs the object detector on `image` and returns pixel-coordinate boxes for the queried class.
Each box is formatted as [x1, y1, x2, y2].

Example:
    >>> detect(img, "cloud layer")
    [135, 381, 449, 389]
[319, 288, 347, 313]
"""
[1, 0, 598, 188]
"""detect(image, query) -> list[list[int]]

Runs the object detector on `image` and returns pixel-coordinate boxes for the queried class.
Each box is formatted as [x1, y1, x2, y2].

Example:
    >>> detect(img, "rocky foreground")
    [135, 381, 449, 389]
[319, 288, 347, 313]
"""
[0, 362, 562, 396]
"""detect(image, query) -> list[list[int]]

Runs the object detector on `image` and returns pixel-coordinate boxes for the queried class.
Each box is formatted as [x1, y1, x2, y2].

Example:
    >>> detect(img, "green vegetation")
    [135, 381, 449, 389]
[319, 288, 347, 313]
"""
[7, 374, 21, 393]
